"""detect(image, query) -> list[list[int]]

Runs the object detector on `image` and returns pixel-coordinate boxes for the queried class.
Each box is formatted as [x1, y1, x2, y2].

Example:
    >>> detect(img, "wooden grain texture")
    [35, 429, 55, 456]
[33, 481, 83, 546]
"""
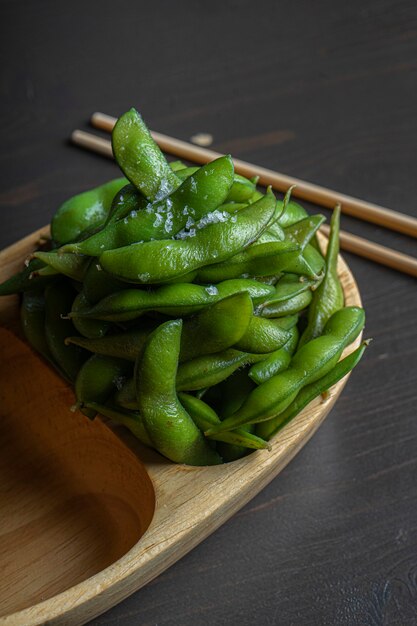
[0, 228, 360, 625]
[0, 0, 417, 624]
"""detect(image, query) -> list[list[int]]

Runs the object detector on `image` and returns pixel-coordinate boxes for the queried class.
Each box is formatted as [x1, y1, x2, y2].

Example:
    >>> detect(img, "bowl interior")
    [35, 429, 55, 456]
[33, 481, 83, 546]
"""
[0, 326, 155, 617]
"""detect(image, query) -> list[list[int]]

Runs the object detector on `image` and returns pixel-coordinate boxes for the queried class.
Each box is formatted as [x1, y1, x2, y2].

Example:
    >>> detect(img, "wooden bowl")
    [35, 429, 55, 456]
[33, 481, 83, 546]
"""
[0, 228, 362, 625]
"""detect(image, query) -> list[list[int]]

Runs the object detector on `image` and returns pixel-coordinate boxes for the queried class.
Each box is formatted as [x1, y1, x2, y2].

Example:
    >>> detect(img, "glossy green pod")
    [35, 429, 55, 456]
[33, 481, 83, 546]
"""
[298, 205, 344, 348]
[75, 354, 132, 419]
[51, 177, 128, 245]
[112, 108, 181, 201]
[0, 258, 55, 296]
[83, 402, 152, 447]
[136, 319, 222, 465]
[68, 279, 275, 322]
[98, 193, 276, 284]
[44, 281, 87, 382]
[234, 316, 290, 353]
[178, 393, 269, 451]
[71, 292, 111, 339]
[62, 155, 235, 256]
[257, 340, 370, 439]
[205, 307, 365, 434]
[34, 251, 89, 281]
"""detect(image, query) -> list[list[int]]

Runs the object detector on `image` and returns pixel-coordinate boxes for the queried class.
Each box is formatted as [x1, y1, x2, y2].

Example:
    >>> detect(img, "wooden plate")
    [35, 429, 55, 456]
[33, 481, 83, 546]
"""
[0, 228, 362, 625]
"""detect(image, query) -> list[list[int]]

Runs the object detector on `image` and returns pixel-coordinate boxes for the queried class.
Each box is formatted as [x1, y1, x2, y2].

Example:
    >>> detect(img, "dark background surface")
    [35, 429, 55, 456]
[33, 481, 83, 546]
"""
[1, 1, 417, 624]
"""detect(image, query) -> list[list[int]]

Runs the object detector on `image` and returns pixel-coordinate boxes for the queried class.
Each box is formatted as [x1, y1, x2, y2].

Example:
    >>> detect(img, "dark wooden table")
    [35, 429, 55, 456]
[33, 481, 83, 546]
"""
[1, 1, 417, 624]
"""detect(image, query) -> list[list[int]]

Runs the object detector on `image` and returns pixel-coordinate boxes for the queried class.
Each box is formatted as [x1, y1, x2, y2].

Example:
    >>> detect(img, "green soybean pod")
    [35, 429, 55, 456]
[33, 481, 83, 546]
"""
[98, 193, 276, 284]
[113, 378, 138, 410]
[205, 306, 365, 434]
[83, 402, 152, 447]
[277, 200, 308, 227]
[112, 108, 181, 201]
[0, 258, 55, 296]
[169, 160, 187, 172]
[71, 292, 111, 339]
[44, 281, 87, 382]
[298, 205, 344, 348]
[51, 177, 128, 245]
[255, 274, 318, 318]
[249, 325, 299, 384]
[174, 166, 257, 203]
[258, 289, 313, 318]
[104, 183, 146, 225]
[62, 155, 235, 256]
[178, 393, 269, 452]
[234, 316, 290, 353]
[179, 292, 253, 362]
[257, 340, 370, 440]
[82, 260, 127, 304]
[284, 214, 326, 249]
[65, 321, 157, 361]
[21, 290, 54, 363]
[194, 241, 299, 283]
[34, 251, 89, 282]
[176, 349, 265, 392]
[68, 279, 275, 322]
[74, 354, 132, 419]
[136, 319, 222, 465]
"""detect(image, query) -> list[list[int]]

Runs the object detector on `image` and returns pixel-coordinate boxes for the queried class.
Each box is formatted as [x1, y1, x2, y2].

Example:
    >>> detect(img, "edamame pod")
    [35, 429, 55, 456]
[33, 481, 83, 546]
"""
[51, 177, 128, 245]
[277, 200, 308, 227]
[71, 292, 111, 339]
[112, 108, 181, 201]
[255, 274, 318, 317]
[176, 349, 265, 391]
[21, 291, 53, 363]
[75, 354, 132, 419]
[69, 279, 275, 322]
[234, 316, 290, 353]
[257, 340, 370, 439]
[258, 289, 313, 318]
[65, 321, 157, 361]
[284, 214, 326, 249]
[82, 259, 127, 304]
[195, 240, 299, 283]
[0, 258, 55, 296]
[136, 319, 221, 465]
[83, 402, 152, 447]
[178, 393, 269, 451]
[205, 306, 365, 433]
[44, 281, 86, 382]
[249, 325, 299, 384]
[98, 193, 276, 284]
[298, 205, 344, 348]
[34, 251, 89, 281]
[104, 184, 145, 225]
[175, 166, 258, 203]
[63, 156, 235, 256]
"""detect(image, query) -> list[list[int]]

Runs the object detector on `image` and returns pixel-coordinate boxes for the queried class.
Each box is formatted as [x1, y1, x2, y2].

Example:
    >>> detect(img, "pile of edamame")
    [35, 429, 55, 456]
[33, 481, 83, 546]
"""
[0, 108, 368, 465]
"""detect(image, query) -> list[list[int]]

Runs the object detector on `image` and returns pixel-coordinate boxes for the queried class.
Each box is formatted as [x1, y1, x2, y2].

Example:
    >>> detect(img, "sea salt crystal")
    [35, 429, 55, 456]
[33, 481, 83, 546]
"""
[165, 211, 174, 233]
[205, 285, 219, 296]
[153, 213, 164, 228]
[197, 210, 230, 229]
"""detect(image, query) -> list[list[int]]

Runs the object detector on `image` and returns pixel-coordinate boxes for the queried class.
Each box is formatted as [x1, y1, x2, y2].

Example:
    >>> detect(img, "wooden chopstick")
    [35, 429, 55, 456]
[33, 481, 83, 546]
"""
[90, 112, 417, 239]
[320, 225, 417, 278]
[71, 128, 417, 278]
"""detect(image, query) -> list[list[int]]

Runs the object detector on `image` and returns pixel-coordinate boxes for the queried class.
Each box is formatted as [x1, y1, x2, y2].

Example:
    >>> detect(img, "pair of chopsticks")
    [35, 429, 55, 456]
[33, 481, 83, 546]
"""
[71, 113, 417, 278]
